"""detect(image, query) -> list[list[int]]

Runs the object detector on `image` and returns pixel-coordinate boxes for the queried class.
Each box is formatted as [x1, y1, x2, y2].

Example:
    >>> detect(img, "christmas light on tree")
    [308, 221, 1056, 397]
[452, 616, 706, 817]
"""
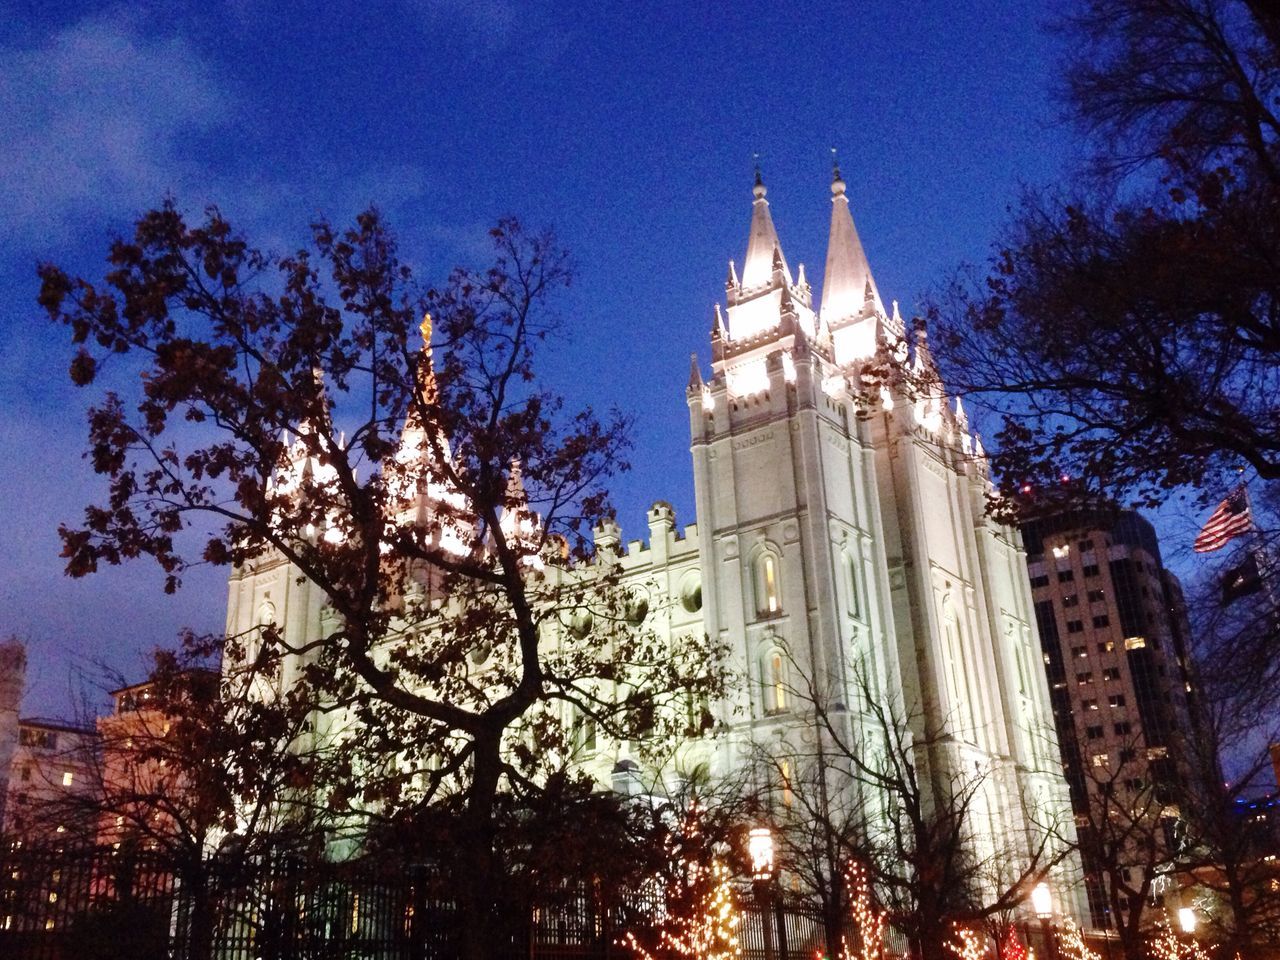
[1002, 930, 1028, 960]
[622, 859, 742, 960]
[1056, 917, 1101, 960]
[945, 925, 986, 960]
[1147, 921, 1212, 960]
[840, 860, 885, 960]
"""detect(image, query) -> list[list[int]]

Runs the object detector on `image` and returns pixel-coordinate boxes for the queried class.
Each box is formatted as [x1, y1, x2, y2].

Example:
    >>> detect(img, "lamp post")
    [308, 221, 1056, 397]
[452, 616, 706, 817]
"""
[1178, 906, 1197, 936]
[1032, 882, 1059, 960]
[749, 827, 776, 960]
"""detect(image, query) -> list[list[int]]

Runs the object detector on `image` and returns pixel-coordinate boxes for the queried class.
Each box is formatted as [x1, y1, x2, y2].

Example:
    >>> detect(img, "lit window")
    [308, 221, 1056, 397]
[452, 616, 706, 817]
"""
[1052, 544, 1071, 559]
[61, 771, 73, 787]
[753, 552, 783, 617]
[1092, 753, 1109, 767]
[767, 652, 788, 713]
[763, 556, 779, 614]
[1124, 636, 1146, 650]
[780, 758, 793, 808]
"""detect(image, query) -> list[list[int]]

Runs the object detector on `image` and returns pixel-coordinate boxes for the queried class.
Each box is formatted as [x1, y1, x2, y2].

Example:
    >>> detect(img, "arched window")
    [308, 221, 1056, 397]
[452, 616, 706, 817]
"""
[763, 648, 789, 714]
[754, 551, 782, 617]
[255, 599, 283, 688]
[778, 757, 794, 808]
[843, 550, 860, 620]
[941, 600, 977, 738]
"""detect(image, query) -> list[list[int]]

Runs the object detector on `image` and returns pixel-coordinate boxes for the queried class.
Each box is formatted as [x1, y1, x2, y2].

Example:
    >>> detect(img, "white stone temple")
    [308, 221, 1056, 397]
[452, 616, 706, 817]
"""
[224, 167, 1083, 918]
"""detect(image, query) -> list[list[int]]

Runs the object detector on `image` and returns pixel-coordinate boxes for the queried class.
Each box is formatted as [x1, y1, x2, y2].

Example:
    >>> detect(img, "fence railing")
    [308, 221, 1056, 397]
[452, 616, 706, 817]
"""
[0, 846, 897, 960]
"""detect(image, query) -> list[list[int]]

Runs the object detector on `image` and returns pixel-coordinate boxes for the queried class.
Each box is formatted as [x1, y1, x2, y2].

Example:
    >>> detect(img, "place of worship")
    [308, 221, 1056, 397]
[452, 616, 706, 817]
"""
[223, 167, 1083, 917]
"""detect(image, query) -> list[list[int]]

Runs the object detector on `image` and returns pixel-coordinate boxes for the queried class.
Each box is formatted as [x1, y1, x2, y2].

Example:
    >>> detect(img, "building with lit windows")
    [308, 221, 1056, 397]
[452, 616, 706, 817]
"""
[226, 169, 1085, 922]
[1022, 508, 1200, 929]
[1, 718, 99, 843]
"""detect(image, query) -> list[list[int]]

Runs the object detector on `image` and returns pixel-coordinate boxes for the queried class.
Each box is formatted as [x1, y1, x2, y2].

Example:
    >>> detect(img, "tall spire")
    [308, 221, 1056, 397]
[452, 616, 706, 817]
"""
[739, 166, 792, 289]
[819, 161, 883, 326]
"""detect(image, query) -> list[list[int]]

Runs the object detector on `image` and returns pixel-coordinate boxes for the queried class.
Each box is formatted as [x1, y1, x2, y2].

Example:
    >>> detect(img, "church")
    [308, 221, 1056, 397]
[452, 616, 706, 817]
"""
[224, 167, 1083, 919]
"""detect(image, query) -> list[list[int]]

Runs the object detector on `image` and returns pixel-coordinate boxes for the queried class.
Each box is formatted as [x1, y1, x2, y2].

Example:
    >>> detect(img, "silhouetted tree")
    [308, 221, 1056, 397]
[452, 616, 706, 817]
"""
[39, 205, 726, 960]
[933, 0, 1280, 509]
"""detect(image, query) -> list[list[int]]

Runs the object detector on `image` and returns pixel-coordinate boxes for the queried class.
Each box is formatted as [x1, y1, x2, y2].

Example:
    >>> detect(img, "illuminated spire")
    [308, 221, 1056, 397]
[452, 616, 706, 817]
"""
[739, 167, 792, 289]
[820, 160, 883, 326]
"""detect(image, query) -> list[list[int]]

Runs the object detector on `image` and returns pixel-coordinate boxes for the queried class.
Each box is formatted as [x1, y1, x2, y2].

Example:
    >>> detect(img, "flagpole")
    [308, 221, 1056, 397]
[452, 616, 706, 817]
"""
[1239, 482, 1279, 607]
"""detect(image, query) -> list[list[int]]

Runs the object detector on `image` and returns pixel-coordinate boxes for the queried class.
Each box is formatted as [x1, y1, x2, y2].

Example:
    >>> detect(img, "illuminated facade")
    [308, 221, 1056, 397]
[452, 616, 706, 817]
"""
[225, 170, 1084, 920]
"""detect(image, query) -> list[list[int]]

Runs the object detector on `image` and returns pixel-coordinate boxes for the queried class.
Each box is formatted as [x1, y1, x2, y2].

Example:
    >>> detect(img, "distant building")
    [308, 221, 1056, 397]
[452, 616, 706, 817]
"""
[96, 672, 217, 851]
[2, 718, 99, 843]
[0, 639, 24, 829]
[1022, 507, 1201, 929]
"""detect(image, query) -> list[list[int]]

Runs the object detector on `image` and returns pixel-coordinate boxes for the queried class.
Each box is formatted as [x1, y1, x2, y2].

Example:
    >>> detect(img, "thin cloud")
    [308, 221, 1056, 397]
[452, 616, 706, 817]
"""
[0, 10, 231, 246]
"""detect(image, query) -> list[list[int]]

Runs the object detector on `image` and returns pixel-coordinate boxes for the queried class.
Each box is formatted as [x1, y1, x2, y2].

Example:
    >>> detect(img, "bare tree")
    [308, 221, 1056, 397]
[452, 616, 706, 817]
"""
[759, 657, 1069, 960]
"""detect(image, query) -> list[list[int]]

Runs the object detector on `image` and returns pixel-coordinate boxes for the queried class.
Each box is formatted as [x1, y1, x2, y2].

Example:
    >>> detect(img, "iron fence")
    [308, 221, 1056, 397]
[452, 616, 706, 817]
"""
[0, 846, 898, 960]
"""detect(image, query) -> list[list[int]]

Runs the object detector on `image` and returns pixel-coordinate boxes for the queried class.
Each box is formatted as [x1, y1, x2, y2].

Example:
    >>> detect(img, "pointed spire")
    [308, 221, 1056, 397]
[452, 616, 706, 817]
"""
[712, 303, 726, 339]
[727, 260, 739, 288]
[688, 353, 703, 388]
[797, 262, 807, 287]
[820, 165, 884, 326]
[500, 458, 541, 559]
[912, 316, 935, 374]
[740, 167, 792, 289]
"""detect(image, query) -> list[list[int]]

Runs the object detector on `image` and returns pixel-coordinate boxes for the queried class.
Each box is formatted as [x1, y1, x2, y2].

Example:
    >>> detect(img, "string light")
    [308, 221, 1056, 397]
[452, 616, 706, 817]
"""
[945, 925, 985, 960]
[1147, 920, 1211, 960]
[840, 860, 884, 960]
[1003, 931, 1029, 960]
[621, 803, 741, 960]
[1055, 918, 1101, 960]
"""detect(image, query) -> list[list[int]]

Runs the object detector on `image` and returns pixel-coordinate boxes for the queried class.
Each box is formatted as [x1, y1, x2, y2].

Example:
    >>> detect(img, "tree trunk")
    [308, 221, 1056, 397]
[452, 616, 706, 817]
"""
[459, 732, 503, 960]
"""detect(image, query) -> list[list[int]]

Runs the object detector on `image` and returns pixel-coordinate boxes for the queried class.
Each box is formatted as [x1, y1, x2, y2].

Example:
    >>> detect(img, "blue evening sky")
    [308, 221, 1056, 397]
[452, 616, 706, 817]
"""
[0, 0, 1185, 718]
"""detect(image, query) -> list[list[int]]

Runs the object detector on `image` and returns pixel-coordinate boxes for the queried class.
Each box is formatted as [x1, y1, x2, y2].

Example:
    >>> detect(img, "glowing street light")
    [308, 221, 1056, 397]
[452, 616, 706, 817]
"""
[1030, 882, 1059, 960]
[748, 826, 778, 960]
[748, 827, 775, 882]
[1031, 882, 1053, 920]
[1178, 907, 1197, 935]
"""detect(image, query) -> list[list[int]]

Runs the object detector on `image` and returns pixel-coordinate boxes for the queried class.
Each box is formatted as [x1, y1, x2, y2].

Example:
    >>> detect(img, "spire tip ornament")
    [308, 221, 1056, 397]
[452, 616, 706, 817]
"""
[420, 312, 433, 348]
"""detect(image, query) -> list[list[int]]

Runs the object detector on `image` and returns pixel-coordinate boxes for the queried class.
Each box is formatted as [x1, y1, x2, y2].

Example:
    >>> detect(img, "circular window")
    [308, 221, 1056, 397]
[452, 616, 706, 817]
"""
[680, 577, 702, 613]
[569, 609, 594, 638]
[626, 592, 650, 625]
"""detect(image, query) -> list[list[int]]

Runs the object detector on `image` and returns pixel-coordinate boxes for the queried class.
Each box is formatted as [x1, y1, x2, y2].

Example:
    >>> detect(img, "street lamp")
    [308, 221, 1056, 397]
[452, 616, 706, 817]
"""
[1178, 907, 1197, 935]
[1031, 882, 1059, 960]
[748, 827, 776, 960]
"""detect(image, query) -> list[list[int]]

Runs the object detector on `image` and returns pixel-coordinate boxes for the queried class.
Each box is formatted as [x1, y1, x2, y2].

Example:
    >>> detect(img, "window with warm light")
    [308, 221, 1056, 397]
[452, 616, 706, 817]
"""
[755, 553, 781, 616]
[765, 652, 788, 714]
[61, 771, 73, 787]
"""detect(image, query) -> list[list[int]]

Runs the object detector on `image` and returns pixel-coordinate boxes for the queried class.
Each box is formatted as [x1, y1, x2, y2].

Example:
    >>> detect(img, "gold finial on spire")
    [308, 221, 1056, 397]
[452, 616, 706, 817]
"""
[420, 312, 433, 349]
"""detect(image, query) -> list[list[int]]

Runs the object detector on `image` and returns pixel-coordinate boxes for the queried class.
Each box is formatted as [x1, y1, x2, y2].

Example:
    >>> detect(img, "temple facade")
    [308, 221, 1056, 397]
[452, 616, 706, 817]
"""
[225, 168, 1083, 919]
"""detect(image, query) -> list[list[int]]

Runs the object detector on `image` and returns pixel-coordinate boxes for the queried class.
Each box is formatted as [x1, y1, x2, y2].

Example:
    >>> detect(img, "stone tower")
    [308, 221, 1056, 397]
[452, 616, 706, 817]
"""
[687, 169, 1082, 915]
[0, 637, 26, 828]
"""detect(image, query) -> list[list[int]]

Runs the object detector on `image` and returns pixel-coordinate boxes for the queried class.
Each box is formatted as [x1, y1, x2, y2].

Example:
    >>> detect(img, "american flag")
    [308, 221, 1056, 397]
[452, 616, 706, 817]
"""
[1194, 485, 1253, 553]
